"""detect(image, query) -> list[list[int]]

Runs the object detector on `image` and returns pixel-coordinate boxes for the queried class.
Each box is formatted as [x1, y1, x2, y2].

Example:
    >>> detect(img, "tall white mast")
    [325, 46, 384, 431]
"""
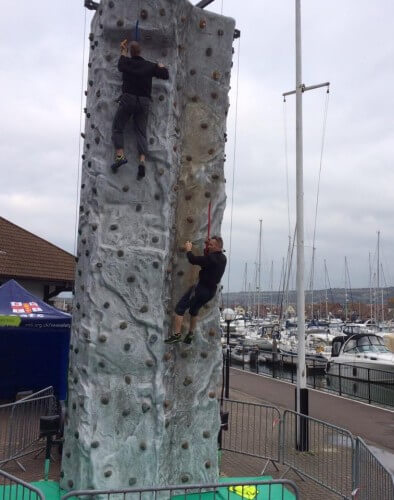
[257, 219, 263, 319]
[377, 230, 380, 325]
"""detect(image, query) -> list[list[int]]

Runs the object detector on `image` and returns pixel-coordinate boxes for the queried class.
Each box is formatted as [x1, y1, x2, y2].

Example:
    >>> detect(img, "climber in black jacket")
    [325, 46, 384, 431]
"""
[111, 40, 169, 179]
[165, 237, 227, 345]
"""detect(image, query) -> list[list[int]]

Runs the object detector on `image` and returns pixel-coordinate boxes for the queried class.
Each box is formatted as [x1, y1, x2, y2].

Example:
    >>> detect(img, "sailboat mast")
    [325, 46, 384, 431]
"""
[257, 219, 262, 319]
[369, 252, 373, 321]
[377, 230, 380, 324]
[344, 256, 348, 322]
[324, 259, 328, 319]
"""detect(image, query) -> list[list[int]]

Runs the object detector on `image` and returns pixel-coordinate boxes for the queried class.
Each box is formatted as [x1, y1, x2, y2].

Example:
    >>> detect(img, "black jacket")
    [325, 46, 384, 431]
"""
[118, 55, 169, 98]
[186, 251, 227, 290]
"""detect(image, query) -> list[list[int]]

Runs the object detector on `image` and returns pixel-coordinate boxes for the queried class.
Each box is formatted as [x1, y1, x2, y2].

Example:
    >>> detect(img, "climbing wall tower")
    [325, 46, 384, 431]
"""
[61, 0, 235, 490]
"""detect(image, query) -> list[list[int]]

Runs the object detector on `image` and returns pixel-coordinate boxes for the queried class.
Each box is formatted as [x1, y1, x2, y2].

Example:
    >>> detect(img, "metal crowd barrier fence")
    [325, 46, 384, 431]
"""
[221, 399, 281, 474]
[0, 388, 56, 471]
[353, 437, 394, 500]
[0, 468, 45, 500]
[61, 479, 300, 500]
[281, 409, 355, 499]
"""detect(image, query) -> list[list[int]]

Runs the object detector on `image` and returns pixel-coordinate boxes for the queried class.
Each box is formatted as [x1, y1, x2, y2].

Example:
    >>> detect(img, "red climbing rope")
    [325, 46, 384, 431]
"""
[205, 201, 212, 254]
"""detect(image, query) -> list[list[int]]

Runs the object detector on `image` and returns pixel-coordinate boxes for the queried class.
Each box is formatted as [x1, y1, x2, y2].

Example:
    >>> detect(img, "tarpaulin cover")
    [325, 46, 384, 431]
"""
[0, 279, 71, 400]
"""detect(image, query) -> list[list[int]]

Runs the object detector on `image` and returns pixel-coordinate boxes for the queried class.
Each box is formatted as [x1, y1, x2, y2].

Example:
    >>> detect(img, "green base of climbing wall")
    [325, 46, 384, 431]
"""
[0, 477, 295, 500]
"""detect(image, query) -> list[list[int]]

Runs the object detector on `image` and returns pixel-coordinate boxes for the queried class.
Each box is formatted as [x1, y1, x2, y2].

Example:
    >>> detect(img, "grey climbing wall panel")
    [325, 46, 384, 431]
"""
[61, 0, 235, 490]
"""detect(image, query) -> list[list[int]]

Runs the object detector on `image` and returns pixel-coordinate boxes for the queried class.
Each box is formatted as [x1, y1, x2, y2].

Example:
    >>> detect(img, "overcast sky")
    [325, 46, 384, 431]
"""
[1, 1, 393, 293]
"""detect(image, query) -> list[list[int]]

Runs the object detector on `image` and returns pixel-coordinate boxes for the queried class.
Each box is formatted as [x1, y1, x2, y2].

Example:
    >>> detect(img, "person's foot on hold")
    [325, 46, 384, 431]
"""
[137, 163, 145, 180]
[183, 331, 194, 345]
[111, 154, 128, 173]
[164, 333, 182, 344]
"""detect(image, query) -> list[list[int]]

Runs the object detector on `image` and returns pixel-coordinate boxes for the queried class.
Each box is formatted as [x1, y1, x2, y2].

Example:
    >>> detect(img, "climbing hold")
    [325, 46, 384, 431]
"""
[85, 250, 90, 257]
[183, 376, 193, 386]
[105, 54, 111, 62]
[125, 375, 131, 384]
[163, 352, 171, 361]
[80, 284, 85, 291]
[104, 470, 112, 478]
[181, 475, 189, 483]
[154, 193, 160, 201]
[149, 334, 158, 344]
[186, 216, 194, 224]
[136, 204, 142, 212]
[74, 347, 79, 354]
[186, 155, 192, 162]
[103, 302, 110, 309]
[124, 343, 131, 351]
[91, 441, 99, 448]
[218, 29, 224, 36]
[212, 71, 220, 81]
[110, 224, 118, 230]
[173, 146, 177, 152]
[71, 403, 76, 410]
[78, 270, 82, 276]
[208, 391, 216, 398]
[96, 90, 101, 98]
[117, 19, 124, 27]
[181, 441, 189, 450]
[92, 223, 97, 231]
[117, 250, 124, 257]
[190, 69, 196, 76]
[145, 359, 153, 367]
[65, 451, 71, 458]
[203, 431, 210, 438]
[199, 19, 207, 29]
[100, 396, 109, 405]
[119, 321, 127, 330]
[201, 352, 208, 359]
[89, 80, 94, 86]
[206, 48, 213, 57]
[142, 403, 150, 413]
[88, 33, 94, 41]
[140, 9, 148, 19]
[76, 303, 81, 310]
[177, 270, 184, 276]
[212, 174, 219, 180]
[129, 478, 137, 486]
[60, 471, 65, 479]
[108, 0, 114, 7]
[140, 305, 148, 313]
[185, 194, 192, 201]
[159, 8, 166, 16]
[209, 329, 216, 337]
[81, 132, 85, 139]
[73, 376, 78, 384]
[122, 409, 130, 417]
[68, 480, 74, 488]
[205, 461, 211, 469]
[152, 236, 159, 243]
[98, 360, 105, 368]
[86, 143, 90, 149]
[96, 262, 103, 268]
[122, 185, 129, 192]
[98, 334, 107, 343]
[205, 192, 211, 198]
[163, 400, 171, 409]
[140, 441, 147, 451]
[94, 137, 100, 145]
[180, 351, 188, 359]
[152, 261, 159, 269]
[127, 275, 135, 283]
[158, 168, 164, 176]
[159, 95, 164, 101]
[201, 123, 208, 129]
[92, 187, 97, 194]
[74, 431, 79, 439]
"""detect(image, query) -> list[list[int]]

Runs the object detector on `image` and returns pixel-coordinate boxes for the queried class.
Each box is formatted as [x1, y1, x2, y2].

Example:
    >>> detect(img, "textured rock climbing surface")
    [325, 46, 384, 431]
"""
[61, 0, 235, 490]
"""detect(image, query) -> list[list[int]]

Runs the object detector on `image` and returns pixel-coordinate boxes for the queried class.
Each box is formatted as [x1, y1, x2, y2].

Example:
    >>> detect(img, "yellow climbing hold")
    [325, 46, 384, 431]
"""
[228, 485, 259, 500]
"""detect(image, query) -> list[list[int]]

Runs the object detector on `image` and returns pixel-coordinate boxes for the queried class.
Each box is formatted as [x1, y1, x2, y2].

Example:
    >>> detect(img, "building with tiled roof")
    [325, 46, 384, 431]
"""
[0, 216, 75, 302]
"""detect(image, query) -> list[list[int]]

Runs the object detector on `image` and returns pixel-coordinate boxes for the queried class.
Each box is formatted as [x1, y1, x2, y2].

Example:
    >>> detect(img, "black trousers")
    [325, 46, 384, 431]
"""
[111, 93, 150, 155]
[175, 283, 216, 317]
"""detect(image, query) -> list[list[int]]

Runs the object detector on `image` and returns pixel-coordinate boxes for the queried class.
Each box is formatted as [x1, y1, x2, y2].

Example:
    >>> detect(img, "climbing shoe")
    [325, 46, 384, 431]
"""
[164, 333, 182, 344]
[137, 163, 145, 180]
[111, 155, 128, 173]
[183, 332, 194, 345]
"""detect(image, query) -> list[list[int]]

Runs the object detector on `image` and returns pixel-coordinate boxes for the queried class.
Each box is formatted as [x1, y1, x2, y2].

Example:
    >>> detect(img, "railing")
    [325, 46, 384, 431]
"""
[0, 468, 45, 500]
[60, 479, 300, 500]
[226, 346, 394, 408]
[281, 410, 355, 499]
[354, 437, 394, 500]
[0, 387, 56, 471]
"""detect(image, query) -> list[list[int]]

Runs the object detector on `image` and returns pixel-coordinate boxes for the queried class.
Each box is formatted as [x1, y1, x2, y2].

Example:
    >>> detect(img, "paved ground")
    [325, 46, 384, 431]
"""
[1, 371, 393, 499]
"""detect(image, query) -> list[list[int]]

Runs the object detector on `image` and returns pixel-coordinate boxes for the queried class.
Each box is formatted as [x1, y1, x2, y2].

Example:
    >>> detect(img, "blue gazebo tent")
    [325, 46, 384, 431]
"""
[0, 279, 71, 400]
